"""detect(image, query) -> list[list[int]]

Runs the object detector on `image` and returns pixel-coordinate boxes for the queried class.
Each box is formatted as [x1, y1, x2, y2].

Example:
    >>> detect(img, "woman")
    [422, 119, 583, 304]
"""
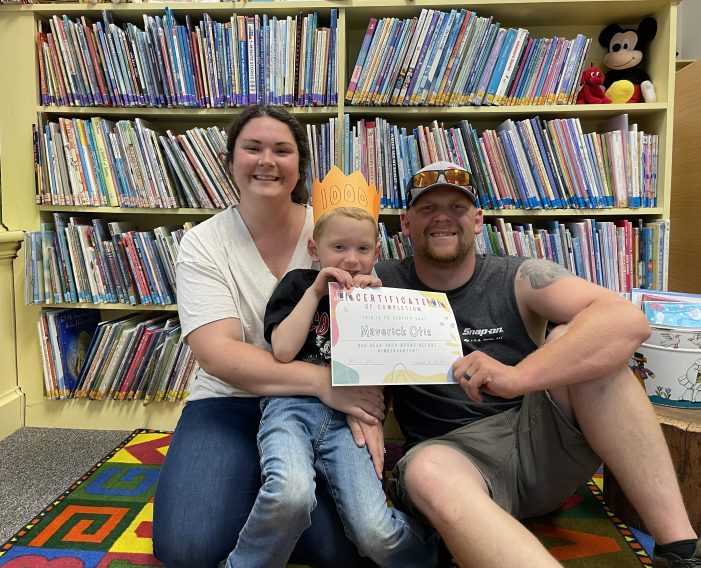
[153, 105, 385, 568]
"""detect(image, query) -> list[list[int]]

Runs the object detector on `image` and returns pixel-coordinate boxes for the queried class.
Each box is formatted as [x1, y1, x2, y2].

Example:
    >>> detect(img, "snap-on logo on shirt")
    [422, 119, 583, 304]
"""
[461, 327, 504, 343]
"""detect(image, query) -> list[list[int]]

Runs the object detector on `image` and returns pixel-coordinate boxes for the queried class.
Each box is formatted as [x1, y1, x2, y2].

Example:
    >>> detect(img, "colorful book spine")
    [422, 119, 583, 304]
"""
[483, 27, 516, 106]
[345, 18, 378, 103]
[437, 10, 476, 106]
[463, 20, 499, 105]
[404, 11, 441, 105]
[452, 15, 491, 106]
[525, 37, 553, 105]
[420, 10, 461, 106]
[472, 26, 505, 106]
[494, 27, 528, 106]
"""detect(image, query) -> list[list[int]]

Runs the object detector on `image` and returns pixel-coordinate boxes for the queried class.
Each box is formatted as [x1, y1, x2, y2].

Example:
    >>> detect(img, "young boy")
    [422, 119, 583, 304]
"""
[222, 205, 437, 567]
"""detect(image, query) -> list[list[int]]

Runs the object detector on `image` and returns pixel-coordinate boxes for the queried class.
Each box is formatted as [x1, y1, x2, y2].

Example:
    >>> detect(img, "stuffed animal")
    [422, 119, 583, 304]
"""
[598, 17, 657, 103]
[576, 66, 611, 104]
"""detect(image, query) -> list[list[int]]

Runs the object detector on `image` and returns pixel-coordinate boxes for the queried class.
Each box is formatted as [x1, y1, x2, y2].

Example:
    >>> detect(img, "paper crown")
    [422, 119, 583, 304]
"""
[311, 166, 380, 224]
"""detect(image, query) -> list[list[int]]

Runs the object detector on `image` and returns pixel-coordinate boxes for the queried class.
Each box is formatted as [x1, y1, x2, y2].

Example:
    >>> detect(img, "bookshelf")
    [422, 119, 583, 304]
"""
[0, 0, 680, 435]
[668, 58, 701, 293]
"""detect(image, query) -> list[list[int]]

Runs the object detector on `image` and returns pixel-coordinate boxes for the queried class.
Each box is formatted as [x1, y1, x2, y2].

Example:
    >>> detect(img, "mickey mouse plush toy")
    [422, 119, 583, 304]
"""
[598, 16, 657, 103]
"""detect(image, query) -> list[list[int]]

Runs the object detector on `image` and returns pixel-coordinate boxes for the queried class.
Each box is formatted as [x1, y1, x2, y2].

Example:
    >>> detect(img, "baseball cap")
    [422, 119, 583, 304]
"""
[405, 161, 477, 208]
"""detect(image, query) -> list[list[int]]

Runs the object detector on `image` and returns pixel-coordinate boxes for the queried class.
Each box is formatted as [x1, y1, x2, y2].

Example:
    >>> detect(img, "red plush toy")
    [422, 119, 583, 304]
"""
[576, 66, 611, 104]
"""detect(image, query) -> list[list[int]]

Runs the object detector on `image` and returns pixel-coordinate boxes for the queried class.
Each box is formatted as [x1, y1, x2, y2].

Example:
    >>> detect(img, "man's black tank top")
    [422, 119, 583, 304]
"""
[376, 254, 538, 451]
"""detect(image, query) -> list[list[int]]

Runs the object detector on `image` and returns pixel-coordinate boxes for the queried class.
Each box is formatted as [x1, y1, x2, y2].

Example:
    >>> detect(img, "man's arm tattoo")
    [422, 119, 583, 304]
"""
[518, 260, 575, 289]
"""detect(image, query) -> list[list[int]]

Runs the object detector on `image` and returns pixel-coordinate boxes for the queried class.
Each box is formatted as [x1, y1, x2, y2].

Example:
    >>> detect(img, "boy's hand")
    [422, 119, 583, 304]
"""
[309, 267, 354, 297]
[351, 275, 382, 288]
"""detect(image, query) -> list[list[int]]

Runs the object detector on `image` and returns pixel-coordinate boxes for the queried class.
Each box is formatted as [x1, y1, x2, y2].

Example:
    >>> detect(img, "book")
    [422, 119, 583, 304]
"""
[46, 308, 101, 397]
[472, 26, 505, 106]
[463, 20, 500, 105]
[643, 302, 701, 329]
[483, 27, 516, 106]
[493, 27, 528, 106]
[3, 0, 684, 419]
[416, 11, 459, 106]
[424, 10, 465, 106]
[396, 10, 436, 105]
[554, 34, 586, 104]
[515, 119, 553, 208]
[403, 11, 441, 106]
[38, 312, 59, 400]
[541, 37, 568, 105]
[436, 10, 477, 106]
[496, 119, 540, 208]
[598, 114, 630, 208]
[95, 314, 150, 400]
[451, 15, 492, 106]
[144, 324, 182, 404]
[113, 315, 167, 400]
[504, 36, 534, 105]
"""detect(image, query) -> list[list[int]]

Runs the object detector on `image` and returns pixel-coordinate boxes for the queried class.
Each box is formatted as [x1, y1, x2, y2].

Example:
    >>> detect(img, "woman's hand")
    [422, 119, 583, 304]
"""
[346, 416, 386, 479]
[320, 385, 385, 424]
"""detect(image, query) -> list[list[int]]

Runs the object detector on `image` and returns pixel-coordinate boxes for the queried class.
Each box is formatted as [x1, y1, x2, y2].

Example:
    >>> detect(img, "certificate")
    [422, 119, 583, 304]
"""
[329, 284, 462, 386]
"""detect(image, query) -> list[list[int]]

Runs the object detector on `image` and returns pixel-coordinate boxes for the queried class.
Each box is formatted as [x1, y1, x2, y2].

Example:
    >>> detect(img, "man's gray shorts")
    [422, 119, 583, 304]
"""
[388, 391, 602, 521]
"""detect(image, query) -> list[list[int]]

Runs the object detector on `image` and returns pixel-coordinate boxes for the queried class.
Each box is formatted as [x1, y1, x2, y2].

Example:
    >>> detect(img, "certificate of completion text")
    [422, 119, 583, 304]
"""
[329, 284, 462, 386]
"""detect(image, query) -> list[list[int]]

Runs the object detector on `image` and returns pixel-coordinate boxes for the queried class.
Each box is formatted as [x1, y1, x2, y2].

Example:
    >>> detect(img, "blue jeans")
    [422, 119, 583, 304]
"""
[153, 397, 373, 568]
[224, 396, 437, 568]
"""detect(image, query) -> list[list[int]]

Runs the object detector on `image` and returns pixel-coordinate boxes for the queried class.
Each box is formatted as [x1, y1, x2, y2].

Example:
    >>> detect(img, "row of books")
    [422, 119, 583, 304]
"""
[27, 211, 668, 316]
[377, 217, 669, 293]
[39, 309, 199, 402]
[632, 290, 701, 329]
[35, 117, 240, 208]
[643, 300, 701, 329]
[343, 113, 658, 210]
[36, 9, 337, 108]
[307, 117, 338, 185]
[25, 214, 196, 306]
[345, 9, 591, 107]
[35, 109, 658, 213]
[377, 221, 413, 263]
[475, 218, 669, 294]
[35, 115, 343, 209]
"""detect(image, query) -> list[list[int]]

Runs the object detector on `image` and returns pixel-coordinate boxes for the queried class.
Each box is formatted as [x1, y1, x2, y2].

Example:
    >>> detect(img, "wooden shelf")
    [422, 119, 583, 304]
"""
[668, 59, 701, 292]
[676, 58, 696, 71]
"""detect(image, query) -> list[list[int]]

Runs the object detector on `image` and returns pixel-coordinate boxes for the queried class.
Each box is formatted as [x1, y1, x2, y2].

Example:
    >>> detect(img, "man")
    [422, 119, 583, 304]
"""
[375, 161, 700, 568]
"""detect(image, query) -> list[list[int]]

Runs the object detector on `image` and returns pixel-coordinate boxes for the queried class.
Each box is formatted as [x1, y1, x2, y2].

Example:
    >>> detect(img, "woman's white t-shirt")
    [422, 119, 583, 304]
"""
[176, 205, 314, 400]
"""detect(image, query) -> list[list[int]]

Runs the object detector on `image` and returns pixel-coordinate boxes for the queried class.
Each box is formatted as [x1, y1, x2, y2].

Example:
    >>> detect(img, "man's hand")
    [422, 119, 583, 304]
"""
[347, 416, 385, 479]
[453, 352, 523, 402]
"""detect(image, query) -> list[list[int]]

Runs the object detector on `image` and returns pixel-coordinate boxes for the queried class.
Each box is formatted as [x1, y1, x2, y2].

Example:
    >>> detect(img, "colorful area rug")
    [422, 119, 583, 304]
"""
[0, 430, 652, 567]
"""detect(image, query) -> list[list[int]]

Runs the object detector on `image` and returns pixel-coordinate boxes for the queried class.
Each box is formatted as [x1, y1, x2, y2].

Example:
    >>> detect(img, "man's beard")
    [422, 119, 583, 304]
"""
[416, 227, 473, 266]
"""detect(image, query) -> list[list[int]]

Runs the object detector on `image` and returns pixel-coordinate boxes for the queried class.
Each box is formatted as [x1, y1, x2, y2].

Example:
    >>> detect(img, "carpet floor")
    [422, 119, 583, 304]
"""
[0, 429, 654, 567]
[0, 427, 131, 544]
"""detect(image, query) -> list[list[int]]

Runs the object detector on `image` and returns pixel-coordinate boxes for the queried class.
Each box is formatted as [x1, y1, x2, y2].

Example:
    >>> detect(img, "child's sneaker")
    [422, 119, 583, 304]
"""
[653, 540, 701, 567]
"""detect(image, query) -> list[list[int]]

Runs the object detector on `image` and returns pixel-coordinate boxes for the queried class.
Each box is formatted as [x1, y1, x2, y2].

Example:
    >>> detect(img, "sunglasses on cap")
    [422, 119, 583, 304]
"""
[406, 168, 477, 206]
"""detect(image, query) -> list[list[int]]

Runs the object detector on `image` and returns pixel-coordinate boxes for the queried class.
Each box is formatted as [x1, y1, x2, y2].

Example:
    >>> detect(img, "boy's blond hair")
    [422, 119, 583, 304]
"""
[312, 207, 379, 242]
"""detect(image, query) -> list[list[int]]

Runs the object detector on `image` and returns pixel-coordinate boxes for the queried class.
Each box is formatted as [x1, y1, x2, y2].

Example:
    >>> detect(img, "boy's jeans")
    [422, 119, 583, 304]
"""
[153, 396, 366, 568]
[225, 396, 437, 568]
